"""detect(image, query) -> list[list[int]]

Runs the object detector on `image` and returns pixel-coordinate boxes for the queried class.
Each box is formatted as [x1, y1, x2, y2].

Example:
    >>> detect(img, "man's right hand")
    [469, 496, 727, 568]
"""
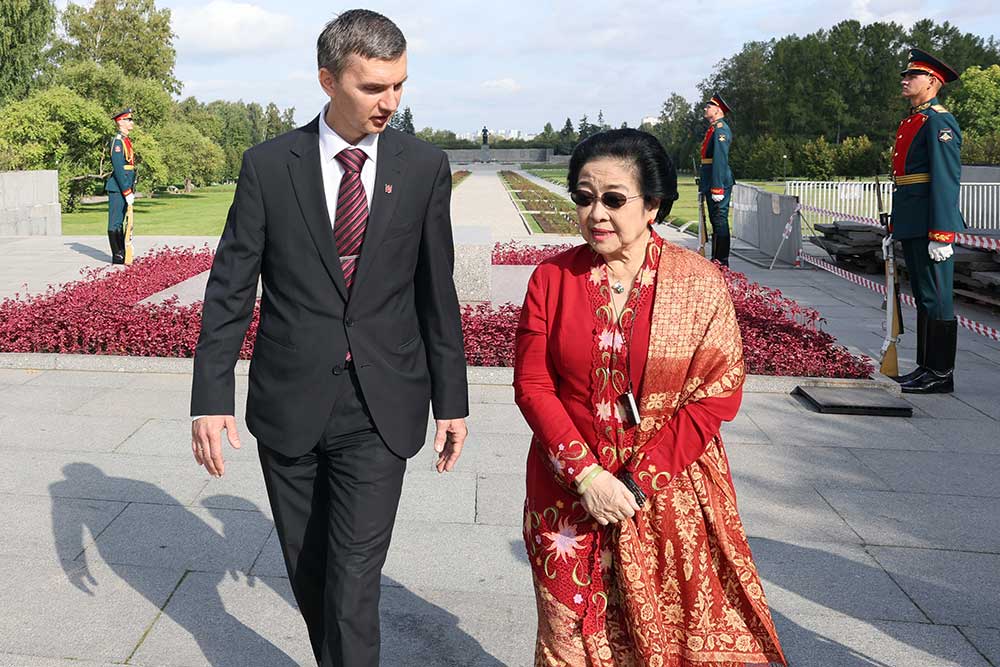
[579, 470, 641, 526]
[125, 193, 135, 206]
[191, 415, 241, 477]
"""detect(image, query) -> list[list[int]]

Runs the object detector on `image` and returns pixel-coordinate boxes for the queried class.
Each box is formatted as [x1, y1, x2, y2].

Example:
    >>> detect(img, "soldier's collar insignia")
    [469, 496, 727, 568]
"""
[938, 128, 953, 142]
[912, 101, 933, 113]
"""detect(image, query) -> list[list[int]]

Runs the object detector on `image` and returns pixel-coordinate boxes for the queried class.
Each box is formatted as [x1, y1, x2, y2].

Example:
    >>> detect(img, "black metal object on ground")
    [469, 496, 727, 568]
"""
[793, 386, 913, 417]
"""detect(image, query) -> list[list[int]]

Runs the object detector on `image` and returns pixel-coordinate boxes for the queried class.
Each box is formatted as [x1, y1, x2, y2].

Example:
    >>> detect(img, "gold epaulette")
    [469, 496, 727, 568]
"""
[931, 104, 948, 113]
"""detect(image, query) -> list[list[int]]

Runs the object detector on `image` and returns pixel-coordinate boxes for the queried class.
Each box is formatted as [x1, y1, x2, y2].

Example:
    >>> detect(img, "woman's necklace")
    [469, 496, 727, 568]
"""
[607, 262, 641, 295]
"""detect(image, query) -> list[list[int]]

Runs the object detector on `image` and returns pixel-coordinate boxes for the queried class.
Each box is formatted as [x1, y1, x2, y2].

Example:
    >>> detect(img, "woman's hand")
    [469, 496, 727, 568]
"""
[579, 470, 641, 525]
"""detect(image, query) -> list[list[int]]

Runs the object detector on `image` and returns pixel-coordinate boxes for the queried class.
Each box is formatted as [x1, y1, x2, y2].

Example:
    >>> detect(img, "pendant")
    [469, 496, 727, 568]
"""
[612, 281, 625, 294]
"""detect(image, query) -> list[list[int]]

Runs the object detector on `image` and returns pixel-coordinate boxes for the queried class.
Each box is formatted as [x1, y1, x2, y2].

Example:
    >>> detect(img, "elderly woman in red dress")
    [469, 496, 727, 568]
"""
[514, 129, 786, 667]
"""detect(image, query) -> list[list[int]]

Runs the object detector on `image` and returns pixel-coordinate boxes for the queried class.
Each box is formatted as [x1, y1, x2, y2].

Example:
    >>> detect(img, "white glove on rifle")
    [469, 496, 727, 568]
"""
[125, 193, 136, 206]
[711, 193, 724, 202]
[928, 241, 953, 262]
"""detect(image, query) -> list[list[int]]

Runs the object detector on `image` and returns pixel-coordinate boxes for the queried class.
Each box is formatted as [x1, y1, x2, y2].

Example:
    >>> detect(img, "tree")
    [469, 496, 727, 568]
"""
[51, 61, 172, 128]
[0, 86, 111, 208]
[649, 93, 698, 168]
[0, 0, 56, 103]
[950, 65, 1000, 135]
[156, 121, 225, 191]
[577, 114, 596, 142]
[800, 136, 836, 180]
[596, 110, 608, 130]
[557, 117, 576, 154]
[835, 135, 880, 177]
[55, 0, 179, 93]
[264, 102, 285, 141]
[399, 107, 414, 134]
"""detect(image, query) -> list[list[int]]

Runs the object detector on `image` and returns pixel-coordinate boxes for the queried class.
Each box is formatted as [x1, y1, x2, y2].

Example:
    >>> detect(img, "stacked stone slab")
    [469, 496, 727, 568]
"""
[0, 170, 61, 236]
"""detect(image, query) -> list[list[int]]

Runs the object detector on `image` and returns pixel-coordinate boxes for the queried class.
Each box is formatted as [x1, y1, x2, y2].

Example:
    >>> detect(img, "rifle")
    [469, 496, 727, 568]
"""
[693, 157, 708, 257]
[874, 173, 903, 376]
[123, 202, 135, 265]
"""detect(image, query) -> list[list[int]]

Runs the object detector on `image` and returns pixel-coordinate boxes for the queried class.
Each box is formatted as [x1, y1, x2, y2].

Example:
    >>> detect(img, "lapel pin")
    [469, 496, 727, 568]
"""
[384, 184, 393, 194]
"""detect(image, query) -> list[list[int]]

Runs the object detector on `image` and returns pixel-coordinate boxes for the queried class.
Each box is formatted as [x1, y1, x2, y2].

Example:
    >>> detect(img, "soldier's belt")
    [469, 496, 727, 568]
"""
[701, 158, 713, 165]
[123, 165, 134, 170]
[893, 173, 930, 186]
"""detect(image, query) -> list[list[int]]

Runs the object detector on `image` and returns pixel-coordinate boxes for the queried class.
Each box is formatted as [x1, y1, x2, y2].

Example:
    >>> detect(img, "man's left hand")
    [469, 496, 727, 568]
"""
[433, 418, 468, 473]
[928, 241, 953, 262]
[711, 193, 724, 202]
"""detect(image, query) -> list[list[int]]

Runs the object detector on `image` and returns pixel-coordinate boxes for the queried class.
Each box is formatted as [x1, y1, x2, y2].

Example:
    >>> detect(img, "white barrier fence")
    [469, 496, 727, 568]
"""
[784, 181, 1000, 233]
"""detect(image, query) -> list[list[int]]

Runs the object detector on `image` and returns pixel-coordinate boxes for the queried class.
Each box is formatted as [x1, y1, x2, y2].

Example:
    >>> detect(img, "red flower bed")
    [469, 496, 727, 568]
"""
[461, 302, 521, 367]
[0, 246, 253, 358]
[0, 248, 873, 377]
[492, 241, 576, 265]
[723, 268, 873, 378]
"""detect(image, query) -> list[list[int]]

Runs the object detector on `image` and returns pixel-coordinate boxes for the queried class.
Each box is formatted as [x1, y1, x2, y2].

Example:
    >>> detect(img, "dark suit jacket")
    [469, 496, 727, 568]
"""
[191, 121, 469, 458]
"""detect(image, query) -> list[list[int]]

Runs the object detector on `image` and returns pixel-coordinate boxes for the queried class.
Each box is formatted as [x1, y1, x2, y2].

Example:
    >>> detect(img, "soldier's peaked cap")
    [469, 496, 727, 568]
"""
[901, 48, 959, 83]
[708, 94, 732, 115]
[112, 108, 134, 121]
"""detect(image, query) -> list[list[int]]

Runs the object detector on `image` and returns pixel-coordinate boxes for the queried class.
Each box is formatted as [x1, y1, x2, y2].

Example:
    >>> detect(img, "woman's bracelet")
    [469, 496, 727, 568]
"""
[576, 465, 604, 494]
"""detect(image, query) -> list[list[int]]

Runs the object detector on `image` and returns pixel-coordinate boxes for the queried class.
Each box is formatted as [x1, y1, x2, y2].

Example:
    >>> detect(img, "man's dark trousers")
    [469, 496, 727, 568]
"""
[259, 364, 405, 666]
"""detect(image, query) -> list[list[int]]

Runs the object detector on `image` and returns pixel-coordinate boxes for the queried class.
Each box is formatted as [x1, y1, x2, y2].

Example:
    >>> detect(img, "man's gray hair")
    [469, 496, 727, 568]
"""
[317, 9, 406, 78]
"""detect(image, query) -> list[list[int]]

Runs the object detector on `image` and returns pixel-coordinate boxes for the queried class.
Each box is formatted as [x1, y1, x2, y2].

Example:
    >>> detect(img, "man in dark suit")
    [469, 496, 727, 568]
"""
[189, 10, 469, 666]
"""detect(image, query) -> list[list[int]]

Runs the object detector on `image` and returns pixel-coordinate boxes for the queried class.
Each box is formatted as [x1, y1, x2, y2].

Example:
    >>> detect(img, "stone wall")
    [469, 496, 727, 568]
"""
[445, 148, 553, 164]
[0, 171, 61, 236]
[961, 165, 1000, 183]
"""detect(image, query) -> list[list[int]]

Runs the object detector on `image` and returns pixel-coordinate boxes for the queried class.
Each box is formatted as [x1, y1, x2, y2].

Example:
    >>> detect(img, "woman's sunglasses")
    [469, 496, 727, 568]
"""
[570, 190, 643, 209]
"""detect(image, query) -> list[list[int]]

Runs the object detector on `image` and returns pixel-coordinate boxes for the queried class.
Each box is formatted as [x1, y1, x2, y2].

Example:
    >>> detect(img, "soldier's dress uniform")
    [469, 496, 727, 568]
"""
[891, 50, 964, 394]
[699, 94, 734, 265]
[106, 108, 136, 265]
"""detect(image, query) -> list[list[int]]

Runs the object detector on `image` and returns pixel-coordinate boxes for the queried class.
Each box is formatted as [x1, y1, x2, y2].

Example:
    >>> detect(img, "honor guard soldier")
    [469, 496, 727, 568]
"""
[106, 108, 136, 264]
[891, 49, 963, 393]
[700, 94, 734, 265]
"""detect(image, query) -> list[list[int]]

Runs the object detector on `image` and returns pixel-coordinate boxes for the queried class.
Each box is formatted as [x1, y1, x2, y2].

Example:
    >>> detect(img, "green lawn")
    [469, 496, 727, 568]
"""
[61, 185, 237, 236]
[523, 166, 784, 230]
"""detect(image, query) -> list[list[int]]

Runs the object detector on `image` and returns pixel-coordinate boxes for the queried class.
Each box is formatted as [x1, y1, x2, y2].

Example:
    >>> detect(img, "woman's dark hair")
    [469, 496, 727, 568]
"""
[567, 129, 679, 222]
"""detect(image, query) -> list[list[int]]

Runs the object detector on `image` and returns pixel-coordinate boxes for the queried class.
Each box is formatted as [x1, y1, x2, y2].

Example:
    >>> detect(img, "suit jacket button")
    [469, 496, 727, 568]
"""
[346, 318, 355, 327]
[332, 364, 343, 375]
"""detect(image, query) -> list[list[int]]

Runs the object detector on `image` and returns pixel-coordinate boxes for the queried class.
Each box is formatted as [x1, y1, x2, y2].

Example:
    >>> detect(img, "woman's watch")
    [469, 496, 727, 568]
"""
[618, 470, 647, 506]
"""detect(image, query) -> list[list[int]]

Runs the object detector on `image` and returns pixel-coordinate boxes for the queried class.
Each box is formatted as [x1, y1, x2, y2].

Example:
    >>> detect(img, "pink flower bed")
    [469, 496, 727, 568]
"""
[0, 247, 873, 377]
[492, 241, 575, 265]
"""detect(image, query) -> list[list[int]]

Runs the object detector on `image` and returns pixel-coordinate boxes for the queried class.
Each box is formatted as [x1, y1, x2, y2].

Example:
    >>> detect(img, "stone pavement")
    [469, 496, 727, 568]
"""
[1, 168, 999, 666]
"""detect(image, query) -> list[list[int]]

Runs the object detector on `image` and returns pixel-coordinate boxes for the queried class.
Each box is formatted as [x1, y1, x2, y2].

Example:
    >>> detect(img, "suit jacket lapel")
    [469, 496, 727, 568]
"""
[287, 117, 349, 302]
[351, 128, 405, 300]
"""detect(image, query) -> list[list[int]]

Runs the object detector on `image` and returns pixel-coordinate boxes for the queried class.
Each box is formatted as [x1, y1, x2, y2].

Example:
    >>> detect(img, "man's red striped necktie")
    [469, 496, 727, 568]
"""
[333, 148, 369, 292]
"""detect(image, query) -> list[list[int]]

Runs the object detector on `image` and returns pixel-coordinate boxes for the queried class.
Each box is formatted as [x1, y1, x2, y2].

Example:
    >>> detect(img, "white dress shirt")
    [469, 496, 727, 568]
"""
[318, 105, 379, 226]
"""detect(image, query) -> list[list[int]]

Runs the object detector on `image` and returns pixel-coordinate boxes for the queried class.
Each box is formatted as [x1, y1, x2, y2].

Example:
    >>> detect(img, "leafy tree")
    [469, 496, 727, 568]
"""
[535, 122, 557, 147]
[577, 114, 596, 142]
[0, 0, 56, 103]
[950, 65, 1000, 135]
[743, 135, 788, 180]
[54, 0, 179, 93]
[801, 136, 836, 180]
[835, 135, 880, 177]
[0, 86, 110, 208]
[649, 92, 698, 169]
[175, 96, 223, 140]
[156, 121, 225, 190]
[51, 61, 172, 128]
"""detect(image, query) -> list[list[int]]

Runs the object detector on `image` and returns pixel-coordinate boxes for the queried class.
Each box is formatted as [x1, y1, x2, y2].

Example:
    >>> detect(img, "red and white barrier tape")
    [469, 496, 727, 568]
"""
[799, 253, 1000, 341]
[799, 203, 1000, 252]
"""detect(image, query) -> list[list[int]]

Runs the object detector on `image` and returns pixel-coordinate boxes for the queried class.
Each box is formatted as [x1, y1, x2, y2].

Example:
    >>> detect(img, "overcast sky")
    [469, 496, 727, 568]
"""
[94, 0, 1000, 134]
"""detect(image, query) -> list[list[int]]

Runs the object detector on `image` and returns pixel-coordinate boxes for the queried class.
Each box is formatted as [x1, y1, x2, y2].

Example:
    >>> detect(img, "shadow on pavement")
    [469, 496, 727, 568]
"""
[49, 463, 503, 666]
[64, 241, 111, 263]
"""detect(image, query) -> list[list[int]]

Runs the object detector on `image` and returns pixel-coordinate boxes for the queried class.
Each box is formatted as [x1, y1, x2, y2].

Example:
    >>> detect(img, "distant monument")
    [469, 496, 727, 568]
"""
[480, 126, 491, 162]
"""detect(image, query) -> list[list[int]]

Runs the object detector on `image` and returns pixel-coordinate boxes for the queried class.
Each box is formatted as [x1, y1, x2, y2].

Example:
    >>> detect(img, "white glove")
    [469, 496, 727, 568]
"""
[711, 193, 724, 202]
[125, 193, 135, 206]
[928, 241, 953, 262]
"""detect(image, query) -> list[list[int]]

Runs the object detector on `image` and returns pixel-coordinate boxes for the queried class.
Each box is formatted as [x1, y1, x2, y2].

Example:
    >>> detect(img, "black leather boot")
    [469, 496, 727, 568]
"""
[715, 235, 730, 267]
[901, 319, 956, 394]
[109, 229, 126, 264]
[893, 312, 927, 383]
